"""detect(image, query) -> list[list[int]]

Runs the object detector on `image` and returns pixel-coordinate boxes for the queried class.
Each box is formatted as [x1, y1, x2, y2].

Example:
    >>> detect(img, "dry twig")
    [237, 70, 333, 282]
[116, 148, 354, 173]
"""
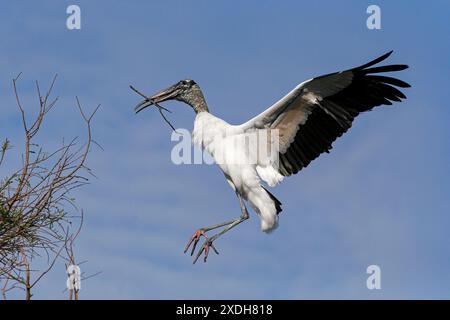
[0, 75, 100, 299]
[129, 85, 179, 133]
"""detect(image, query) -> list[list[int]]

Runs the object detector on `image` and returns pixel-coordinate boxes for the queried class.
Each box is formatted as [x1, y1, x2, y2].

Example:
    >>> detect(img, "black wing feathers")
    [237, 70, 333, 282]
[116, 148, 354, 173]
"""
[279, 51, 410, 176]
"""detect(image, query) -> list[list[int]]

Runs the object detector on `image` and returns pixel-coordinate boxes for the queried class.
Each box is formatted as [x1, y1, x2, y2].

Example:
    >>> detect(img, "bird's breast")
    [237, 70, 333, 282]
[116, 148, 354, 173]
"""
[192, 113, 235, 153]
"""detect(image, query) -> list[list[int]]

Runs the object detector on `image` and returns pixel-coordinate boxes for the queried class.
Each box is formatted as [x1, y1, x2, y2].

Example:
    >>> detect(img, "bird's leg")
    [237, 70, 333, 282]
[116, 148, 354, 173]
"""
[184, 192, 249, 264]
[183, 217, 241, 258]
[183, 192, 245, 256]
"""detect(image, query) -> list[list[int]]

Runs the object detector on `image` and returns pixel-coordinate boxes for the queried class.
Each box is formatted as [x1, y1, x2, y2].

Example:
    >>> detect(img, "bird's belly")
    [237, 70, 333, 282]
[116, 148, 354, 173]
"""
[216, 151, 260, 194]
[206, 134, 260, 193]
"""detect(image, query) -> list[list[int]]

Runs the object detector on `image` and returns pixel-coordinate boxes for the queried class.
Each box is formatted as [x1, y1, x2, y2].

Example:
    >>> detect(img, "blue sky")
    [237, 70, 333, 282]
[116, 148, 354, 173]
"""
[0, 0, 449, 299]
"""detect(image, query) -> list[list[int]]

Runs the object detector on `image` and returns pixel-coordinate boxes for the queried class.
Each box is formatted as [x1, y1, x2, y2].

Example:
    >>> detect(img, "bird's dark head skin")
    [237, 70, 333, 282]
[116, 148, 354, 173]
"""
[134, 79, 208, 114]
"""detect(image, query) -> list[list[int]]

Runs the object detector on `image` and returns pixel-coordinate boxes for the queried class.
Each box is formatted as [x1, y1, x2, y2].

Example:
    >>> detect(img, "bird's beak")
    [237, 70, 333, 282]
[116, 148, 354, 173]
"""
[134, 84, 180, 114]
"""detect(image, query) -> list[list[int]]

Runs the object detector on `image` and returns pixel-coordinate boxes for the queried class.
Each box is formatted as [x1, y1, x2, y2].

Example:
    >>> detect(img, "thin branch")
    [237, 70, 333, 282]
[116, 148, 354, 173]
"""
[129, 85, 179, 133]
[1, 75, 99, 299]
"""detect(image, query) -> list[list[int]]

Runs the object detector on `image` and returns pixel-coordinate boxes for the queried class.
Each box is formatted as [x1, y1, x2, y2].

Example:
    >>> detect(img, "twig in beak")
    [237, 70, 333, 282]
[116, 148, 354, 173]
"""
[130, 85, 179, 133]
[155, 101, 178, 133]
[129, 85, 171, 113]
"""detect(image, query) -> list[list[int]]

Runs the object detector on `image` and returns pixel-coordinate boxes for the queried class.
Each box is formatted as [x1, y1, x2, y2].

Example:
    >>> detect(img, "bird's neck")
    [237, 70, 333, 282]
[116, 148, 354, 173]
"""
[188, 86, 209, 114]
[193, 100, 209, 114]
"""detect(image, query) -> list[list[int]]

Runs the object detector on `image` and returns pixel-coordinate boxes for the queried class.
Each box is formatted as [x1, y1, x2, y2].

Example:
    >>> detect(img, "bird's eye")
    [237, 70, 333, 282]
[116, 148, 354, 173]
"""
[180, 79, 194, 87]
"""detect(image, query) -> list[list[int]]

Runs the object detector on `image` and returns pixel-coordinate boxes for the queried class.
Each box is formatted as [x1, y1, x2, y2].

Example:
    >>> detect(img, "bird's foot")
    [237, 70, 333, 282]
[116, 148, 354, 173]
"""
[183, 228, 207, 255]
[184, 229, 219, 264]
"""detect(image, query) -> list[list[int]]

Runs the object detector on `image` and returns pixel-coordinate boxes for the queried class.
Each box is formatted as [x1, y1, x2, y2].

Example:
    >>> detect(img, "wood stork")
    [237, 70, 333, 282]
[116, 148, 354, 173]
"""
[133, 51, 410, 263]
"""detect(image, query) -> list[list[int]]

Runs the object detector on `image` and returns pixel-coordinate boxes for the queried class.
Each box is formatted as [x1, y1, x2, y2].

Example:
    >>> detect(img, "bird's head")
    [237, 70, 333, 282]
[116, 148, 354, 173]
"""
[134, 79, 208, 114]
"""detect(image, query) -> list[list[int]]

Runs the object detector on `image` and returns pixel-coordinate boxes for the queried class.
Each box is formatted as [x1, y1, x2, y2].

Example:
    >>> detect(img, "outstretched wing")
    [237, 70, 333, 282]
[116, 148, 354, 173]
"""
[239, 51, 411, 176]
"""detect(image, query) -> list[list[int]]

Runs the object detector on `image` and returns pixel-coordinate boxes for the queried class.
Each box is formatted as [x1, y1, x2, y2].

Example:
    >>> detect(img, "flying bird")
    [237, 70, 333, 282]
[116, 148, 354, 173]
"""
[133, 51, 410, 263]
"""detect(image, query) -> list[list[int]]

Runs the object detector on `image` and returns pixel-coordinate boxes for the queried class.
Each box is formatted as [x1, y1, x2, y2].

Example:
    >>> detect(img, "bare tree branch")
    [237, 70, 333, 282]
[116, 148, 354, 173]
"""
[0, 75, 100, 300]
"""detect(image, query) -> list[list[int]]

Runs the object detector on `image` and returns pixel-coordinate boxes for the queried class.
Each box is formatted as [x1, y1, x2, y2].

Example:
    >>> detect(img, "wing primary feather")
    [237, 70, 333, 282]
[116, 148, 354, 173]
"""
[354, 51, 393, 70]
[366, 75, 411, 88]
[362, 64, 409, 74]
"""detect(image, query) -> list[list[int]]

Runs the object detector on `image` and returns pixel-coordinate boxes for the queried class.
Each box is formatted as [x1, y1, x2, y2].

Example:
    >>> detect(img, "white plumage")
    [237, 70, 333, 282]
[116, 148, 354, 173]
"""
[192, 112, 281, 232]
[134, 50, 410, 263]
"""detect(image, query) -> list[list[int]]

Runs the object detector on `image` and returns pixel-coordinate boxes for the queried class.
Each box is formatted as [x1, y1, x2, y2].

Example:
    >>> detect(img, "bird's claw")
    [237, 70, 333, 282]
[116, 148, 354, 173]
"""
[184, 229, 207, 256]
[193, 238, 219, 264]
[184, 229, 219, 264]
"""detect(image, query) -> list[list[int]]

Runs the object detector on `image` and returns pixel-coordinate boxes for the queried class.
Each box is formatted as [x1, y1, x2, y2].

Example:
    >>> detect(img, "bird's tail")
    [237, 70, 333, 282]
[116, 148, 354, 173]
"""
[262, 186, 282, 215]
